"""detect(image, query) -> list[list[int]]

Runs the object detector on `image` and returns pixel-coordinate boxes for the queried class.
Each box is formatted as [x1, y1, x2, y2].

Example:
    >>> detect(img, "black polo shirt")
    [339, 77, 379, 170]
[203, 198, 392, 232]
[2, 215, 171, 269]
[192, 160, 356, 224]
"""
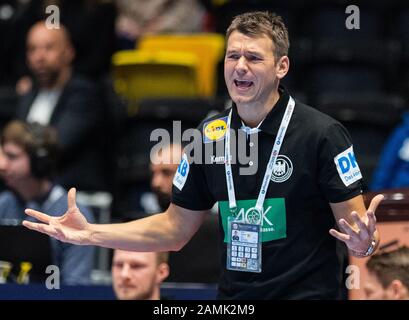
[172, 87, 363, 299]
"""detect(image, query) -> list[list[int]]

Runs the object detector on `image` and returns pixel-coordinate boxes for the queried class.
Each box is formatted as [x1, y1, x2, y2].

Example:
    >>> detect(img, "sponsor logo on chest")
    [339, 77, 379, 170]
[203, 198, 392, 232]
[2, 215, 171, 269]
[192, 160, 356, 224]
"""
[210, 155, 233, 164]
[203, 117, 228, 143]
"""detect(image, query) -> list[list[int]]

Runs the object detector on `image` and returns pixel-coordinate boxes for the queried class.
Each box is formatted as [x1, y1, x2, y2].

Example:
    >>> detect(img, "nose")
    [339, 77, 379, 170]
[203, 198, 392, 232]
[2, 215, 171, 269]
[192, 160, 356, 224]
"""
[30, 48, 46, 65]
[120, 263, 131, 278]
[235, 56, 248, 76]
[151, 173, 163, 192]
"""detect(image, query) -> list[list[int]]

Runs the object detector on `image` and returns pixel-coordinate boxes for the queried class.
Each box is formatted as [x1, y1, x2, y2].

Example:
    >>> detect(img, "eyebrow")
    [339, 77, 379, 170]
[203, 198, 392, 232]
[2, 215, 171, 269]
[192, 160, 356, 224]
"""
[226, 50, 263, 56]
[4, 151, 20, 157]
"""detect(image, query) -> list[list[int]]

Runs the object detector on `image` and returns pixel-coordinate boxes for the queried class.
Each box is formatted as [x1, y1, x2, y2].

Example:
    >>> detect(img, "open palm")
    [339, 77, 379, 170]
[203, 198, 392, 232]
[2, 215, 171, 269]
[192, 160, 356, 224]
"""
[23, 188, 92, 245]
[329, 194, 383, 254]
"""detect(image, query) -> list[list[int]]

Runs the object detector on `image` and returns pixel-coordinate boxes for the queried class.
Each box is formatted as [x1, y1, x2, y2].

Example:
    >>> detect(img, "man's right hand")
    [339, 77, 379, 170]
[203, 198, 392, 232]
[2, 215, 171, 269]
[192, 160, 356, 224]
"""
[23, 188, 92, 245]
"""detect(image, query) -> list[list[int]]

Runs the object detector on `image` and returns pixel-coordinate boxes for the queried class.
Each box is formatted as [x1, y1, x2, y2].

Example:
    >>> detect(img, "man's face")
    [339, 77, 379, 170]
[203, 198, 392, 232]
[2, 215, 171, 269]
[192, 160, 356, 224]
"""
[0, 143, 31, 190]
[224, 31, 286, 107]
[150, 161, 179, 210]
[112, 250, 166, 300]
[26, 24, 74, 87]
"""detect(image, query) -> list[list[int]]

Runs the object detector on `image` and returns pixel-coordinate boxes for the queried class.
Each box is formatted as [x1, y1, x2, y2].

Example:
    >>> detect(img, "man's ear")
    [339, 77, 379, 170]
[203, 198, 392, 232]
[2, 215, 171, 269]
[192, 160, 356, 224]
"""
[389, 279, 406, 299]
[276, 56, 289, 80]
[64, 45, 76, 65]
[156, 263, 170, 284]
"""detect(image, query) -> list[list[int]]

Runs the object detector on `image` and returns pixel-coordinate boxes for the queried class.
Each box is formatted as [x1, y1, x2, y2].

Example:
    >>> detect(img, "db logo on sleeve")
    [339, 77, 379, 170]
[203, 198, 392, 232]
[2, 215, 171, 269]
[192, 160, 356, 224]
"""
[334, 146, 362, 186]
[173, 153, 190, 191]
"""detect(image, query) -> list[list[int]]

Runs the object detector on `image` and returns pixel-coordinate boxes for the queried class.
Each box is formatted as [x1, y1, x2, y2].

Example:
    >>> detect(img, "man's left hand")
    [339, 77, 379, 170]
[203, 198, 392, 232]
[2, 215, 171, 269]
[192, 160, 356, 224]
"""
[329, 194, 384, 255]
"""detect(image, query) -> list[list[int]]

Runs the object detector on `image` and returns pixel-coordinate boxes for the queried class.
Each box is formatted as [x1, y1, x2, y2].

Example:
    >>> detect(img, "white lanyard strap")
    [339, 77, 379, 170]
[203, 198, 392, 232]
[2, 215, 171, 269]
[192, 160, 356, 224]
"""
[225, 110, 237, 212]
[224, 96, 295, 215]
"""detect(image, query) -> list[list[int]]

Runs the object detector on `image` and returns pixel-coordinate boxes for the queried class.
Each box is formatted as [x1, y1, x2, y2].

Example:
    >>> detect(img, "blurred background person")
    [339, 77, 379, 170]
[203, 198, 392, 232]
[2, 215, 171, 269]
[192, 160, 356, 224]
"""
[112, 249, 169, 300]
[0, 120, 95, 285]
[15, 20, 111, 192]
[133, 143, 183, 217]
[149, 143, 183, 212]
[364, 246, 409, 300]
[5, 0, 117, 88]
[370, 113, 409, 191]
[115, 0, 206, 49]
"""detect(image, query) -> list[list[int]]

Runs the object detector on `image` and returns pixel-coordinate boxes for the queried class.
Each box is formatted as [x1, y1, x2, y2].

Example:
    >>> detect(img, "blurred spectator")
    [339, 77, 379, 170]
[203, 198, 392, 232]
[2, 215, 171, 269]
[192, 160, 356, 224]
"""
[0, 120, 95, 285]
[15, 21, 111, 191]
[136, 143, 183, 216]
[370, 113, 409, 191]
[150, 143, 183, 211]
[115, 0, 206, 48]
[112, 250, 169, 300]
[9, 0, 117, 84]
[364, 246, 409, 300]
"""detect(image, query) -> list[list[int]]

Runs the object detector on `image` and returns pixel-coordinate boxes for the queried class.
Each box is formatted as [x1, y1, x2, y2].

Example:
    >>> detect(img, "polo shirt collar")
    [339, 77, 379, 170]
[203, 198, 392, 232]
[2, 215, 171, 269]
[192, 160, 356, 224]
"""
[230, 85, 291, 136]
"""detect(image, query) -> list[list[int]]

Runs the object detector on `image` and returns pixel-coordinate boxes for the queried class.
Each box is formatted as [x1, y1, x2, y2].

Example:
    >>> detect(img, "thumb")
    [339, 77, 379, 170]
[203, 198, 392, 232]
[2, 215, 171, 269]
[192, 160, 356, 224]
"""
[368, 194, 384, 214]
[67, 188, 78, 210]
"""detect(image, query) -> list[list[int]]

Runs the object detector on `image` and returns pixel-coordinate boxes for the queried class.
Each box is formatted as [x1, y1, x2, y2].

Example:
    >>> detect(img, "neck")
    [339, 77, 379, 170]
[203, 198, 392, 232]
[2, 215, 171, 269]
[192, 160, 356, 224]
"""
[236, 90, 280, 128]
[15, 178, 52, 202]
[150, 287, 161, 300]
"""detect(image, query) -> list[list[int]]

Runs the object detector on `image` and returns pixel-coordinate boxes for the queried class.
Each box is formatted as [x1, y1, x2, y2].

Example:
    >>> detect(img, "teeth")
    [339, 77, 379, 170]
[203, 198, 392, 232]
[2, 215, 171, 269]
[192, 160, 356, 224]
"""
[234, 80, 253, 87]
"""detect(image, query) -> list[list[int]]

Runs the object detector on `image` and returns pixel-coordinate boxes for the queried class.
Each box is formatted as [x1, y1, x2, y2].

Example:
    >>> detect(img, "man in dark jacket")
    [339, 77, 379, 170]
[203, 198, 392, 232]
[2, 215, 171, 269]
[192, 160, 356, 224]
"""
[16, 21, 110, 191]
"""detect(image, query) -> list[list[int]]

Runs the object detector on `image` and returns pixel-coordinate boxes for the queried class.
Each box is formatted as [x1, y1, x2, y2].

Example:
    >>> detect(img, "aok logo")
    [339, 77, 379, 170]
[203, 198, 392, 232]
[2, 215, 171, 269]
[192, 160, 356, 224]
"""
[334, 146, 362, 187]
[219, 198, 287, 242]
[235, 206, 274, 227]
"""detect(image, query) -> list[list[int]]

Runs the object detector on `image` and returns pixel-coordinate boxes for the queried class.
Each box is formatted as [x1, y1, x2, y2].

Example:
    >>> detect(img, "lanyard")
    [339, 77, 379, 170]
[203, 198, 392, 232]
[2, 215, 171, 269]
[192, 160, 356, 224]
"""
[224, 96, 295, 220]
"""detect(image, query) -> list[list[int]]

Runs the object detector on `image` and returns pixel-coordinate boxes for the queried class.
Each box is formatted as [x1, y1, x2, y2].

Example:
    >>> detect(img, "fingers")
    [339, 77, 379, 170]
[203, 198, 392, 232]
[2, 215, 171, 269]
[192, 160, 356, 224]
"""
[338, 219, 357, 238]
[365, 194, 382, 236]
[367, 211, 377, 237]
[367, 194, 384, 214]
[22, 220, 58, 238]
[329, 229, 350, 242]
[67, 188, 77, 210]
[350, 211, 366, 233]
[24, 208, 51, 224]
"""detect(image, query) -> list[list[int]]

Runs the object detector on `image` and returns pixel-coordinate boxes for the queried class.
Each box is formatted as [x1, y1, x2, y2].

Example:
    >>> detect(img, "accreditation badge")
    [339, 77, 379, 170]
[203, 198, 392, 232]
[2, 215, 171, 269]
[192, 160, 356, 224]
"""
[227, 216, 262, 273]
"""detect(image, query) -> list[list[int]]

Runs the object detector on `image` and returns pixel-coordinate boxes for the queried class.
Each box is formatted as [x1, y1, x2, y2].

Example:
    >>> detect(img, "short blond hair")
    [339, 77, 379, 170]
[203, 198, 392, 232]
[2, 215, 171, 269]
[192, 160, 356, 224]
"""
[366, 246, 409, 289]
[156, 252, 169, 265]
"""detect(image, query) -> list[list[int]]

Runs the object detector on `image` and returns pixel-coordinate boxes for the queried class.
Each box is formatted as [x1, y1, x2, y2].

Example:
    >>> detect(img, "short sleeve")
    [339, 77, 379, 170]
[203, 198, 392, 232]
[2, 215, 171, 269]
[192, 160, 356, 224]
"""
[171, 152, 215, 211]
[318, 122, 363, 203]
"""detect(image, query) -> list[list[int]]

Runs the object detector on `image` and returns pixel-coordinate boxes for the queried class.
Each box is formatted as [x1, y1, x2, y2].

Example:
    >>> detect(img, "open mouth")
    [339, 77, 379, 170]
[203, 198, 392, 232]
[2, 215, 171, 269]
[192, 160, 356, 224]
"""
[234, 79, 253, 89]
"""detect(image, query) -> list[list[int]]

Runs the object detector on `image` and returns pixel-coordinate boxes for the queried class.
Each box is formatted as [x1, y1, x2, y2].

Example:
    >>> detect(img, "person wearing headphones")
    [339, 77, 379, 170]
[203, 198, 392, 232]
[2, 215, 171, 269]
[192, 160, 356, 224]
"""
[0, 120, 95, 285]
